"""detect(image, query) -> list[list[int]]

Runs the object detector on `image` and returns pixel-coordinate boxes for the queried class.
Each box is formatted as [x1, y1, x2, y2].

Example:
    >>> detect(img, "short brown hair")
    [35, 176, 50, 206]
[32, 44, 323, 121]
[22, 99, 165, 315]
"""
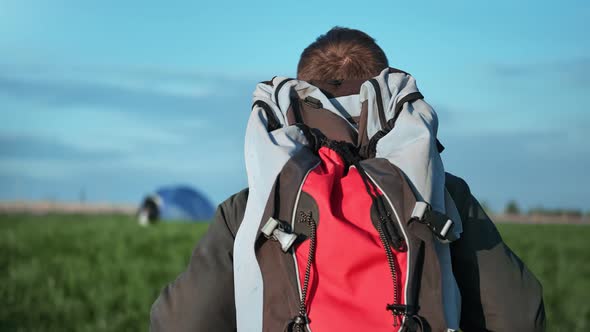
[297, 27, 389, 81]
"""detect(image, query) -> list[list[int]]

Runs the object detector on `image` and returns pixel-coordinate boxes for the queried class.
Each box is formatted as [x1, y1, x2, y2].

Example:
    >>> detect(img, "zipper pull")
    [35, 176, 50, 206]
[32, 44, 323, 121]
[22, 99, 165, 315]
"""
[386, 303, 408, 327]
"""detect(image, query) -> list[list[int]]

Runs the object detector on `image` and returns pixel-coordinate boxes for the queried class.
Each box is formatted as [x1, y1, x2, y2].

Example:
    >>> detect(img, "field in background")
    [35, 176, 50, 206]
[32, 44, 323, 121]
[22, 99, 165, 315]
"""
[1, 214, 589, 331]
[0, 214, 208, 332]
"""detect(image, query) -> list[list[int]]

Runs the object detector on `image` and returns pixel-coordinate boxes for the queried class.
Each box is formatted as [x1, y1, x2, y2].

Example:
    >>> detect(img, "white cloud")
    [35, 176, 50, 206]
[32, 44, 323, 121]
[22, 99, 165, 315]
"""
[0, 62, 252, 99]
[1, 104, 194, 152]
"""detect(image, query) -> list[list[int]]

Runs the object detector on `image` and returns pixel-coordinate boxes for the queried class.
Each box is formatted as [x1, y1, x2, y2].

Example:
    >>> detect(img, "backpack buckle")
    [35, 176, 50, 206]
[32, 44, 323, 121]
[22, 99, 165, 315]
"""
[411, 202, 430, 220]
[411, 202, 457, 243]
[262, 217, 298, 252]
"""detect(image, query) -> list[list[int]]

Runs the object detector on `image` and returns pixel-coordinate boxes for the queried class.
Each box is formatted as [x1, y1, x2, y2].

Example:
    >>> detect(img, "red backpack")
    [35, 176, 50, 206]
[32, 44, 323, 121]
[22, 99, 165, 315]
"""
[234, 68, 461, 332]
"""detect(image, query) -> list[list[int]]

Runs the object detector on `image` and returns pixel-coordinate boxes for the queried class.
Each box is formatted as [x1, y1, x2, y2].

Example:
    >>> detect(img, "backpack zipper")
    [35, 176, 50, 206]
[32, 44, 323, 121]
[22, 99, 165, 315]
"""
[350, 162, 410, 330]
[365, 172, 411, 331]
[288, 162, 320, 332]
[376, 216, 402, 327]
[291, 211, 316, 332]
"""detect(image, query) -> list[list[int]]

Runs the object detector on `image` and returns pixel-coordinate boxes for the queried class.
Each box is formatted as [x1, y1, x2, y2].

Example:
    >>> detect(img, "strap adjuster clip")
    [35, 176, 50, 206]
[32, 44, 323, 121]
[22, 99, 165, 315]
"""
[262, 217, 298, 252]
[411, 202, 457, 243]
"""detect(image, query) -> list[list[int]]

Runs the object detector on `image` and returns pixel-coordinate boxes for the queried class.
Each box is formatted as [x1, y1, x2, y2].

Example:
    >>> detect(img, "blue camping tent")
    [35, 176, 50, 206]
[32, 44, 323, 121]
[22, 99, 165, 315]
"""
[138, 185, 215, 224]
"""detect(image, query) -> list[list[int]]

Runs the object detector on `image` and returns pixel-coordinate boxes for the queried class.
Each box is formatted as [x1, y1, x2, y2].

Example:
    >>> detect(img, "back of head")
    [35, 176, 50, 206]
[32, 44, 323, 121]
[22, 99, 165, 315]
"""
[297, 27, 389, 82]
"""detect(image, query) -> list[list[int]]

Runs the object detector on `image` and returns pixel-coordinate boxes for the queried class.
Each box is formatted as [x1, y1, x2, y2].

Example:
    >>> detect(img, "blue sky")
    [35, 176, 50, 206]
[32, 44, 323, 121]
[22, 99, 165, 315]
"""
[0, 0, 588, 212]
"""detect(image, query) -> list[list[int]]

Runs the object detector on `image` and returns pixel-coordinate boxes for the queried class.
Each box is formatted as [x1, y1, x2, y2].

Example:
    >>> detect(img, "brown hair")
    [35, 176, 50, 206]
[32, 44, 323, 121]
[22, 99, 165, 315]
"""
[297, 27, 389, 81]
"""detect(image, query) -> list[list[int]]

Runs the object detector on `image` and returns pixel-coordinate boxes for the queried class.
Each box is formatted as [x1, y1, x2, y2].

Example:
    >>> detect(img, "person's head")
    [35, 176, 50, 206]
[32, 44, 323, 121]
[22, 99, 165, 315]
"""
[297, 27, 389, 82]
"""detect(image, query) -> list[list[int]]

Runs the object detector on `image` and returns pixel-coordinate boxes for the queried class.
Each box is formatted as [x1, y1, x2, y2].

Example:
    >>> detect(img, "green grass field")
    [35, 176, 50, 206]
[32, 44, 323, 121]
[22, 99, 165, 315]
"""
[1, 214, 589, 331]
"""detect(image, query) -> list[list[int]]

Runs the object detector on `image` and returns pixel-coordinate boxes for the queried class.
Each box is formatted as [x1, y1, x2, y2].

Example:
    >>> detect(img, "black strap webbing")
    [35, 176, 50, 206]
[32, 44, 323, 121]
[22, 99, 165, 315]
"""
[252, 100, 281, 131]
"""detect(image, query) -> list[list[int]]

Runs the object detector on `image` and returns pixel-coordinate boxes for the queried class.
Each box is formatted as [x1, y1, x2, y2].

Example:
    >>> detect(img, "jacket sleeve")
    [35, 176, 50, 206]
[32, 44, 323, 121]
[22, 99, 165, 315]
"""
[447, 176, 546, 332]
[150, 189, 248, 332]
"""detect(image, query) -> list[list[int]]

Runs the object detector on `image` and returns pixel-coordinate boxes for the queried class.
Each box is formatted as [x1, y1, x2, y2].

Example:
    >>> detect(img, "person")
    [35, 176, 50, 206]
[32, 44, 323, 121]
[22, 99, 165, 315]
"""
[150, 27, 545, 332]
